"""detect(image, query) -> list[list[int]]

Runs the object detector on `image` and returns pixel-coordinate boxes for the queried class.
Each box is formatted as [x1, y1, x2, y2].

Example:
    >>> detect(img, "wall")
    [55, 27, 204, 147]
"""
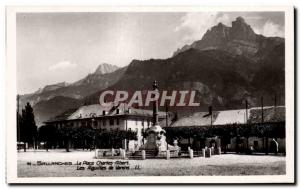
[126, 119, 150, 150]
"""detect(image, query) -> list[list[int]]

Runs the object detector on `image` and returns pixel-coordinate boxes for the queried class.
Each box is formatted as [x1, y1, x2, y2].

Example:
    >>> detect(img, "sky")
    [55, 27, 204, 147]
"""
[17, 12, 284, 94]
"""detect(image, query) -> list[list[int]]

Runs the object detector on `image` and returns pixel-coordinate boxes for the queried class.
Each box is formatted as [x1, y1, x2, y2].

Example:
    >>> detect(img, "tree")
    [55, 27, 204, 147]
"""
[165, 122, 285, 153]
[73, 126, 95, 150]
[94, 129, 137, 149]
[58, 126, 75, 152]
[20, 103, 37, 151]
[17, 112, 23, 151]
[38, 125, 58, 151]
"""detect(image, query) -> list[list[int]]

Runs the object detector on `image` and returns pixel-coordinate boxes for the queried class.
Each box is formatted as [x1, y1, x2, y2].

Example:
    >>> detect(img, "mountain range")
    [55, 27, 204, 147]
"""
[19, 17, 285, 126]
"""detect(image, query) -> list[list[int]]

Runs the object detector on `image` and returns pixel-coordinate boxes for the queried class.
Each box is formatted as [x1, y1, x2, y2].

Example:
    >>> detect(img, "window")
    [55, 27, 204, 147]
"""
[109, 119, 114, 125]
[254, 141, 259, 148]
[116, 118, 119, 125]
[116, 109, 119, 114]
[102, 110, 106, 115]
[102, 119, 106, 126]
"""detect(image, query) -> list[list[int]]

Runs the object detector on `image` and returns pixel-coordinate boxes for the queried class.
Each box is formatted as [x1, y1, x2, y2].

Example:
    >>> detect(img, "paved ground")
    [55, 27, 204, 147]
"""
[17, 149, 286, 177]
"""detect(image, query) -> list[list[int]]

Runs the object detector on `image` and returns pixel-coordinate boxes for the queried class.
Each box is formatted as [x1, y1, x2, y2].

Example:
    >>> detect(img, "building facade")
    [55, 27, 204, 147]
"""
[168, 106, 286, 153]
[45, 103, 167, 150]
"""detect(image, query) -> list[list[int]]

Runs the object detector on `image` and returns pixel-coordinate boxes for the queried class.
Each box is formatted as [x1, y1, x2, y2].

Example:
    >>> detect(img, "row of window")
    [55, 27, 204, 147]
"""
[54, 118, 154, 129]
[54, 118, 119, 128]
[135, 119, 152, 126]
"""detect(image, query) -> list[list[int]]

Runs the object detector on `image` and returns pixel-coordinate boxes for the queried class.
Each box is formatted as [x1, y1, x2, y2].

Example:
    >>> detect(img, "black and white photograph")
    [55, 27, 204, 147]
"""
[5, 6, 294, 183]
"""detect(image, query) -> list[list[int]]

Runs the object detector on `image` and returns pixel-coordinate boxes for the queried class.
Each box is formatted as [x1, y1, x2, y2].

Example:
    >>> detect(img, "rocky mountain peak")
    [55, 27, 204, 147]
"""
[36, 82, 69, 94]
[173, 16, 264, 57]
[217, 22, 227, 28]
[230, 16, 256, 41]
[235, 16, 246, 23]
[94, 63, 119, 75]
[201, 22, 230, 43]
[202, 17, 255, 42]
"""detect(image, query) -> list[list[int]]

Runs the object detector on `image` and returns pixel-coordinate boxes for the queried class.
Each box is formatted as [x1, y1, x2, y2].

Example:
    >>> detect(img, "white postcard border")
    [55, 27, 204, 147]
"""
[6, 6, 294, 184]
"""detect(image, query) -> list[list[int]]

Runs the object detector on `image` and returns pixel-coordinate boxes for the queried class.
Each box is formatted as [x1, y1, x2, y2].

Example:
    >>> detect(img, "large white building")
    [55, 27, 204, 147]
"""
[45, 103, 167, 150]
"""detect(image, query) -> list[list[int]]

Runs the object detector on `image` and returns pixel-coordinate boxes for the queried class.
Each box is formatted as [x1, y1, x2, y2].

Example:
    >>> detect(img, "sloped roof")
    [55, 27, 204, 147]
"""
[47, 102, 165, 122]
[170, 106, 285, 127]
[68, 103, 127, 120]
[214, 109, 248, 125]
[171, 112, 219, 127]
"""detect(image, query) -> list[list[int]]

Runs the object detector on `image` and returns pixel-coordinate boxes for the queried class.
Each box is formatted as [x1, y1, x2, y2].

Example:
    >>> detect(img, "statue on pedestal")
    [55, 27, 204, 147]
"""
[139, 81, 179, 156]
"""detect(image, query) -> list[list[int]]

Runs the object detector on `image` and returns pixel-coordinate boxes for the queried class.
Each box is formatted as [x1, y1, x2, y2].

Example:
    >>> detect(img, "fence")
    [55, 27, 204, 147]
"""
[94, 147, 221, 160]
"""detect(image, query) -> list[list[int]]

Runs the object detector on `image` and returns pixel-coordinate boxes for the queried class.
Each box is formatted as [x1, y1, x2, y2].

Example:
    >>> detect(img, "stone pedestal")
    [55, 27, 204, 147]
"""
[202, 148, 206, 158]
[121, 149, 126, 159]
[172, 140, 180, 157]
[206, 148, 212, 158]
[139, 125, 169, 153]
[137, 81, 180, 158]
[95, 149, 99, 158]
[142, 150, 146, 160]
[166, 150, 170, 159]
[189, 149, 194, 159]
[122, 139, 127, 150]
[111, 148, 115, 157]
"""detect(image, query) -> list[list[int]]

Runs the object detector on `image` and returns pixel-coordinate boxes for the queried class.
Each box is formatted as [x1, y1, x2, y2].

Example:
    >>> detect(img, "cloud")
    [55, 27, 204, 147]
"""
[254, 21, 284, 37]
[49, 61, 77, 71]
[175, 12, 232, 45]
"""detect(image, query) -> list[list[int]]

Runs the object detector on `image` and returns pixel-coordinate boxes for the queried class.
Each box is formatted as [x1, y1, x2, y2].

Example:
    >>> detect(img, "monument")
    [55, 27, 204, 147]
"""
[139, 81, 179, 156]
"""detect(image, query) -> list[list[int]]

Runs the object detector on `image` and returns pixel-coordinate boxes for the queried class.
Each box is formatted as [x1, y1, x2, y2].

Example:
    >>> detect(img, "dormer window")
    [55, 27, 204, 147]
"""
[102, 110, 106, 115]
[116, 109, 119, 114]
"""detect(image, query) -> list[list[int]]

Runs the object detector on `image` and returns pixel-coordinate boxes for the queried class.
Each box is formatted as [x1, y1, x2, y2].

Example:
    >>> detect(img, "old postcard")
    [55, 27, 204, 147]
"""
[6, 6, 294, 183]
